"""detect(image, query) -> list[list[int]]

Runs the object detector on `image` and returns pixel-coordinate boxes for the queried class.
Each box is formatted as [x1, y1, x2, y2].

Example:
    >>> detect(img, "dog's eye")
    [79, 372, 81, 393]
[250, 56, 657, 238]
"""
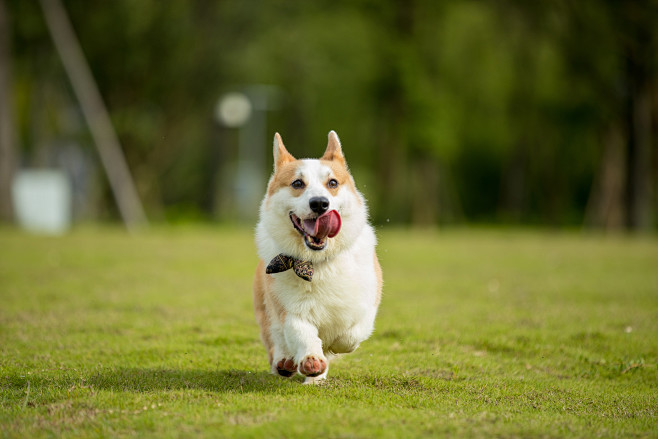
[327, 178, 339, 189]
[291, 179, 305, 189]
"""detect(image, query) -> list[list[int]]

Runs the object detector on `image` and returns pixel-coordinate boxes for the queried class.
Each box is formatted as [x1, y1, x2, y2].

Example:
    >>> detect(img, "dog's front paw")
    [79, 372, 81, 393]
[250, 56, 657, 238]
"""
[298, 355, 327, 377]
[274, 358, 298, 377]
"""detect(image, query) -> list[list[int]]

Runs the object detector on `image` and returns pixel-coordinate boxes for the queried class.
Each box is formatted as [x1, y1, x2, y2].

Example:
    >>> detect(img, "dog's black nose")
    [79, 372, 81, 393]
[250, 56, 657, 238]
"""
[309, 197, 330, 214]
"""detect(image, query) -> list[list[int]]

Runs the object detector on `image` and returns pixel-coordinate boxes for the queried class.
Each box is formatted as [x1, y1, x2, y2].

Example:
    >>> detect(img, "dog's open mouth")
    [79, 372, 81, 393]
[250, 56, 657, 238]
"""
[289, 210, 341, 251]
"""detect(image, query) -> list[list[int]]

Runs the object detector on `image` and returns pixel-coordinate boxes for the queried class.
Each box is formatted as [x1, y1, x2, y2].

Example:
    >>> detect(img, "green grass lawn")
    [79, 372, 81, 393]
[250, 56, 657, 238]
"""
[1, 226, 656, 438]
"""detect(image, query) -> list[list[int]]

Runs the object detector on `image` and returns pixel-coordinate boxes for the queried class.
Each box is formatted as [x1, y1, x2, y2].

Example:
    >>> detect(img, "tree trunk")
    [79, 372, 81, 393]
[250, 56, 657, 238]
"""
[374, 0, 414, 224]
[0, 0, 14, 222]
[500, 141, 527, 223]
[627, 80, 653, 231]
[622, 2, 655, 232]
[410, 157, 438, 225]
[584, 123, 626, 230]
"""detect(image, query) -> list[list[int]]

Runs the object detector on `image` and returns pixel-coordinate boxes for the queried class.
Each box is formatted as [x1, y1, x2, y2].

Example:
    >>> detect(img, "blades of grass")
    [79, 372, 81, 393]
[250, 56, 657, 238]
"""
[22, 381, 30, 410]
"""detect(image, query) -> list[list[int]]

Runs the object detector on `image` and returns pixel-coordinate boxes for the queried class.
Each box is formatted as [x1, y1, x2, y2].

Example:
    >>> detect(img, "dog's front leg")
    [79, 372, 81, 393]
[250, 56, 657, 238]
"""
[283, 315, 328, 379]
[269, 323, 298, 377]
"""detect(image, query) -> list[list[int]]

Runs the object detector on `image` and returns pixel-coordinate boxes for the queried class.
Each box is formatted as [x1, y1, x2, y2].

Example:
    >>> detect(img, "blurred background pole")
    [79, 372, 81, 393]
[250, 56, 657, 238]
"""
[39, 0, 147, 231]
[236, 86, 269, 220]
[217, 86, 277, 221]
[0, 0, 14, 222]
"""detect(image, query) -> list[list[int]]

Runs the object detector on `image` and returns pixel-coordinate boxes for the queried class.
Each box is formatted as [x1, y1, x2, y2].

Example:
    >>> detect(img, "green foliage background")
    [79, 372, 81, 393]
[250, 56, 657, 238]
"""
[7, 0, 658, 227]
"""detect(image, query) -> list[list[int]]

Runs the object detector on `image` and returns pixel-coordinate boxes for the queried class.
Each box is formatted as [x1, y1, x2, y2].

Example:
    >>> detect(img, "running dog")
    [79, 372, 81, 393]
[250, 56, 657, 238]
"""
[253, 131, 382, 383]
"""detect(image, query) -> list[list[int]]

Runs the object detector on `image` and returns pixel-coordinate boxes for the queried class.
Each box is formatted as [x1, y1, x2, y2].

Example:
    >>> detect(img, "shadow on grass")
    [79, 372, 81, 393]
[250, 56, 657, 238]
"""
[86, 368, 298, 393]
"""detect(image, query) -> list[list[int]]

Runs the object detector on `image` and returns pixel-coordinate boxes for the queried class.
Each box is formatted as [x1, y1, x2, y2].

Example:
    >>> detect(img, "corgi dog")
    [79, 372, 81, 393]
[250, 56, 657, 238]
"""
[253, 131, 382, 383]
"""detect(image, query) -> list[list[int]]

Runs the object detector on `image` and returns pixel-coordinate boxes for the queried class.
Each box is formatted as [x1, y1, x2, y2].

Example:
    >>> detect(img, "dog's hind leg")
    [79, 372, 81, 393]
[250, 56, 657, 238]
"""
[328, 336, 361, 355]
[328, 314, 376, 355]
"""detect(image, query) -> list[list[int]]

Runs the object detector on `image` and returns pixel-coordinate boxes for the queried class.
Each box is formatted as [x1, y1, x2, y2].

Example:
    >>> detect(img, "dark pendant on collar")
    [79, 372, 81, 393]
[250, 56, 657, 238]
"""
[266, 254, 314, 282]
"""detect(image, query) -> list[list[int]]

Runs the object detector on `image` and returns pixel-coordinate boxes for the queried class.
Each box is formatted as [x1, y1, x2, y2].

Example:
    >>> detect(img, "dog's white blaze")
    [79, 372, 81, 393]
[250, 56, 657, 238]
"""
[298, 160, 332, 199]
[287, 160, 334, 219]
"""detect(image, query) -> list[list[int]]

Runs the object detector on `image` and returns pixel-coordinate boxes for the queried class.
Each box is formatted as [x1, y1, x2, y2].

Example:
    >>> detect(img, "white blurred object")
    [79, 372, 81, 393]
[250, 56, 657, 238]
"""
[12, 169, 72, 234]
[216, 92, 252, 127]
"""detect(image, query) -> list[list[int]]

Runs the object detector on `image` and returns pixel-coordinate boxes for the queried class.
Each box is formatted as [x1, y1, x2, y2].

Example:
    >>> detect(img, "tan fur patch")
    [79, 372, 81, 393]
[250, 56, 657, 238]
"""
[253, 260, 273, 364]
[266, 286, 286, 325]
[254, 260, 290, 366]
[267, 161, 305, 198]
[321, 159, 359, 199]
[374, 252, 383, 307]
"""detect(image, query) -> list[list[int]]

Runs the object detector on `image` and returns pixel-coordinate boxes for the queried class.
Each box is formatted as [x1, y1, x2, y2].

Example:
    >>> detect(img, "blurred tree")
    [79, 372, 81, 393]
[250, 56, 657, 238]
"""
[5, 0, 657, 229]
[0, 0, 14, 222]
[554, 0, 658, 231]
[371, 0, 463, 225]
[618, 2, 656, 231]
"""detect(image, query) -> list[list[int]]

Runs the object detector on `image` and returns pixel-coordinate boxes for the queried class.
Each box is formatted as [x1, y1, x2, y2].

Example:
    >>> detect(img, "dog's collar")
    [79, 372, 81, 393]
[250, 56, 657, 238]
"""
[266, 254, 313, 282]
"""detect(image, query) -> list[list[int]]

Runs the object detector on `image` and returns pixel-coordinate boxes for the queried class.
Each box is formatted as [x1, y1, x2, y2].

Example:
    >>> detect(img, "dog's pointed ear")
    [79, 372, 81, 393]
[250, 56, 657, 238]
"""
[321, 130, 346, 164]
[273, 132, 295, 169]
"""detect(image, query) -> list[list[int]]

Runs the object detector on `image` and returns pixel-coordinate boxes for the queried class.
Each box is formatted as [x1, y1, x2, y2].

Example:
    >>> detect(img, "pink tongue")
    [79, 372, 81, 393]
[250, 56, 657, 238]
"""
[302, 210, 341, 239]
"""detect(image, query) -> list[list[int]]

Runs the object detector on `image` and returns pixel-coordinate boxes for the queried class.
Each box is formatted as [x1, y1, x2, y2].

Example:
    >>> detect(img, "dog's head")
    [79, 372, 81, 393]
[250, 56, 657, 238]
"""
[257, 131, 367, 262]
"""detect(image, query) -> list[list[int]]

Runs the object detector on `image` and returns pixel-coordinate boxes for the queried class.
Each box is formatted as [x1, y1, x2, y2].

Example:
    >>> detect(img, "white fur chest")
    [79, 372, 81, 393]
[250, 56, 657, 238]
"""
[264, 225, 378, 342]
[279, 238, 372, 308]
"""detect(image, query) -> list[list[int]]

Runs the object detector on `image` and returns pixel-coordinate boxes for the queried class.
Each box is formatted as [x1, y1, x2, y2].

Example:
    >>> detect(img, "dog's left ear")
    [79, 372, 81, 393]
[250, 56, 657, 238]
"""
[321, 130, 346, 165]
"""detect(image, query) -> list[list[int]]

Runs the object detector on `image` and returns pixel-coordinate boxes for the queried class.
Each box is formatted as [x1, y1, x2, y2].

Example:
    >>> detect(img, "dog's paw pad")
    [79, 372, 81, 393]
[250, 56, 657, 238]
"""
[299, 356, 327, 377]
[275, 358, 297, 377]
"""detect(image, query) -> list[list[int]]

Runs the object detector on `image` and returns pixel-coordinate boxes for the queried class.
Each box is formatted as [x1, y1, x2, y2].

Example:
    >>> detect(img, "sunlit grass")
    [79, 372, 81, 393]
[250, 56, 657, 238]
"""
[1, 226, 656, 438]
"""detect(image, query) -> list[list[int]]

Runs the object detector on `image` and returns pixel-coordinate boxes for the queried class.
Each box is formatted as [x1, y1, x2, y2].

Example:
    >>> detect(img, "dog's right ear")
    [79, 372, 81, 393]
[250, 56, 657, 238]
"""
[273, 132, 295, 170]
